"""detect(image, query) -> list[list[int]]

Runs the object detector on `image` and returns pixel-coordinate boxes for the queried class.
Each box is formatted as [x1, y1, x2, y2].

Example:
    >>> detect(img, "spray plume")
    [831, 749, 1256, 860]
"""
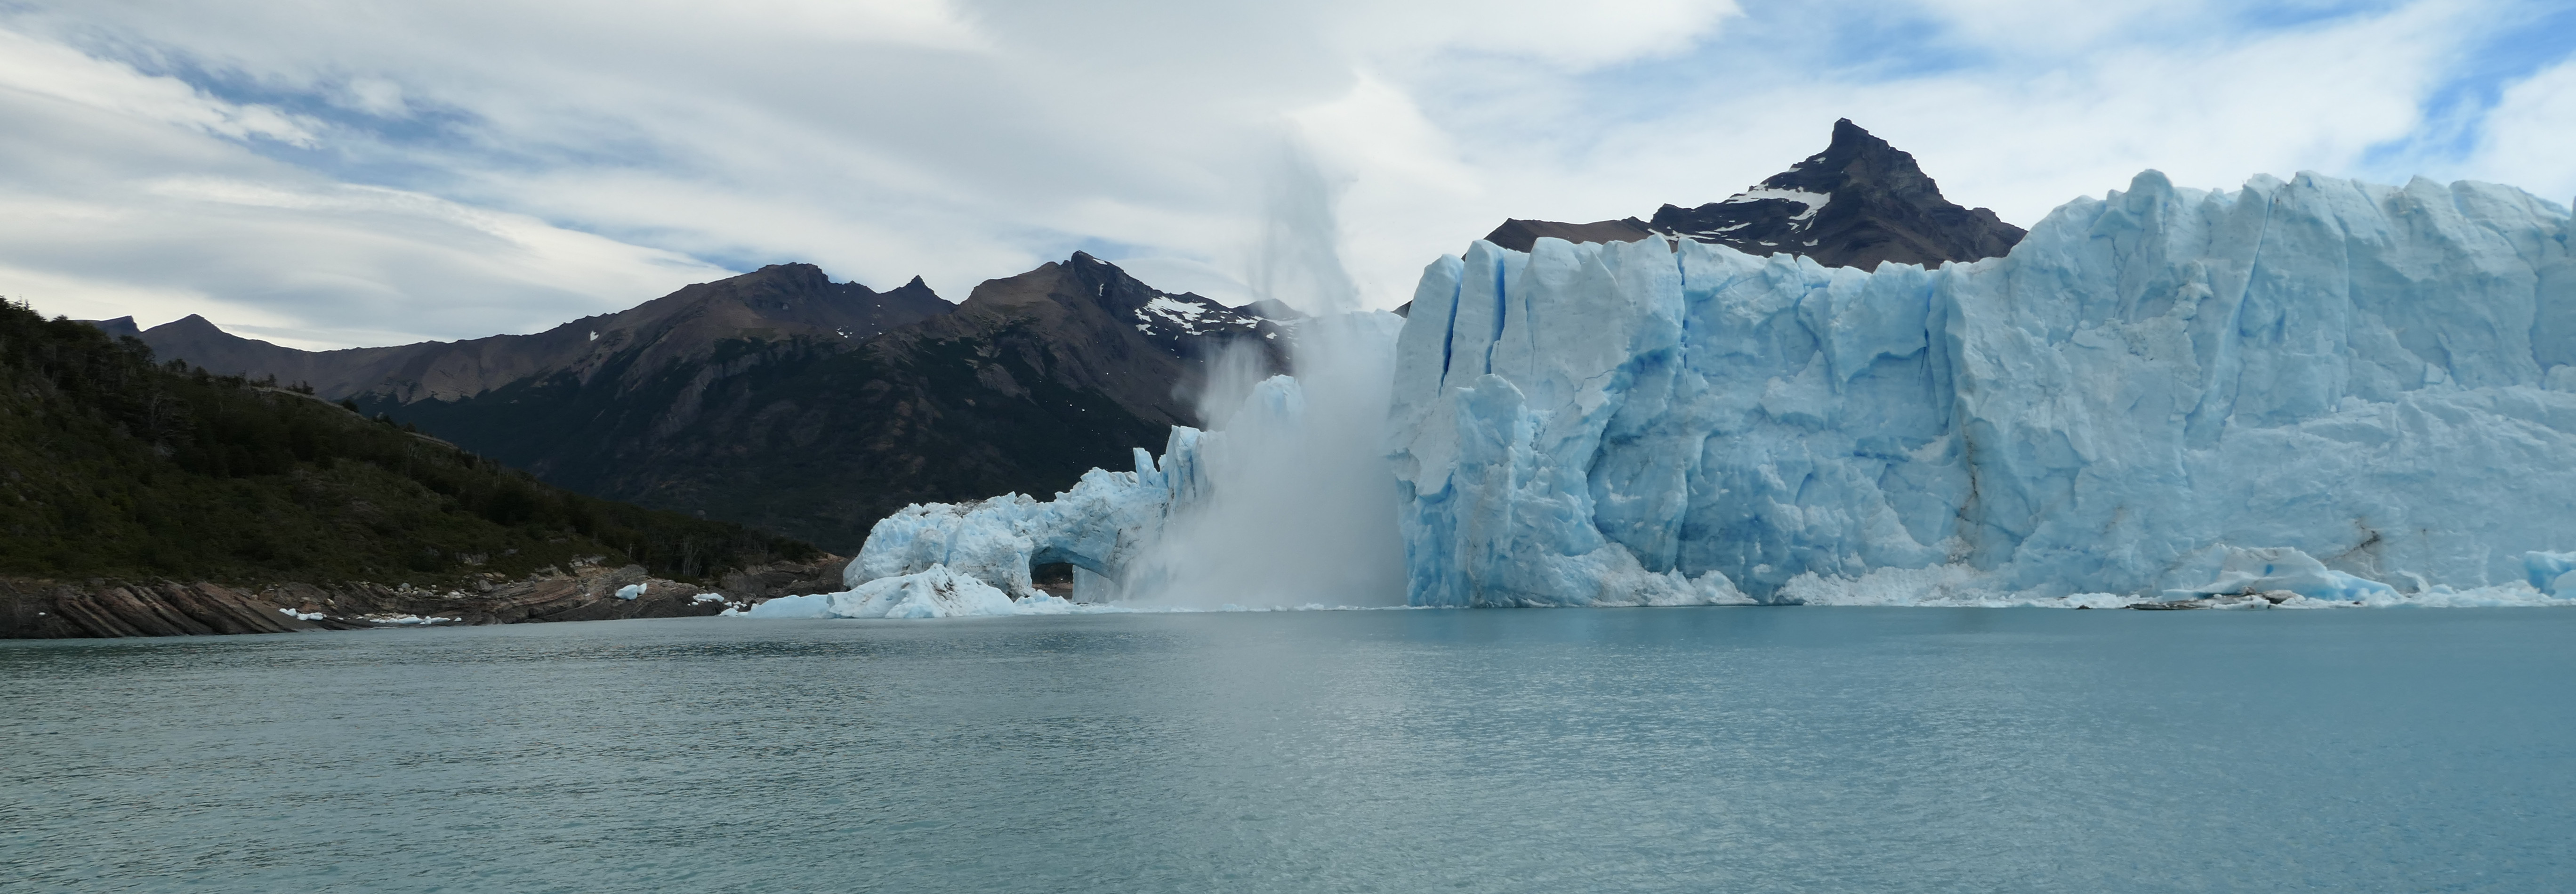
[1122, 140, 1406, 608]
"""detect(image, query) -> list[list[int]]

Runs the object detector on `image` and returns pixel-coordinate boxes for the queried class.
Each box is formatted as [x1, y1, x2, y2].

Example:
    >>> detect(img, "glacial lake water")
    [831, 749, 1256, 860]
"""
[5, 608, 2573, 893]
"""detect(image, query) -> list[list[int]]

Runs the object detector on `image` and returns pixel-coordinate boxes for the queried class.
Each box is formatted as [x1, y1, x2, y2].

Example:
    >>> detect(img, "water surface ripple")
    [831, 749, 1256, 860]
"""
[4, 609, 2570, 892]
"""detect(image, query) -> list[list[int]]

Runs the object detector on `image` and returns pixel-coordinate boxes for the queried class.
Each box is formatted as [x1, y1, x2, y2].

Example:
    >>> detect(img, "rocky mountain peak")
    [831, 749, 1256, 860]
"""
[1485, 119, 2026, 271]
[1750, 118, 1939, 199]
[954, 252, 1280, 347]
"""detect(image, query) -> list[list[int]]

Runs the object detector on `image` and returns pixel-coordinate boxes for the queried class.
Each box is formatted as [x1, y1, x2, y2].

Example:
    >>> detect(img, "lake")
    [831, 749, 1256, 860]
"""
[5, 607, 2572, 892]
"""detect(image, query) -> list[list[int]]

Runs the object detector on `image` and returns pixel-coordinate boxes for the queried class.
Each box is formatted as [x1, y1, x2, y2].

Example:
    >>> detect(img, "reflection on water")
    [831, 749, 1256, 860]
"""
[5, 608, 2572, 893]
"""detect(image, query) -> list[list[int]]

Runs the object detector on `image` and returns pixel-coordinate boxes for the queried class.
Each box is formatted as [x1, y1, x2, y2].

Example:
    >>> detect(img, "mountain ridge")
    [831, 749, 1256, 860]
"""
[99, 262, 951, 403]
[113, 253, 1295, 551]
[363, 252, 1289, 550]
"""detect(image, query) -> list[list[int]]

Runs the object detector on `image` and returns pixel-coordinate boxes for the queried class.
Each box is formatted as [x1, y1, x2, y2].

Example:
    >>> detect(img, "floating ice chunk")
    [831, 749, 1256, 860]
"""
[740, 565, 1113, 619]
[613, 583, 646, 601]
[366, 614, 459, 625]
[826, 565, 1019, 618]
[2525, 552, 2576, 594]
[2164, 548, 2397, 603]
[742, 593, 832, 618]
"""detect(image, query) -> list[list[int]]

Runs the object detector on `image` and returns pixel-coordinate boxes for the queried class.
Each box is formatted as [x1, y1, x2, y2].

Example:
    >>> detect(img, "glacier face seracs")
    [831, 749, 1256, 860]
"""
[1390, 171, 2576, 606]
[843, 423, 1209, 606]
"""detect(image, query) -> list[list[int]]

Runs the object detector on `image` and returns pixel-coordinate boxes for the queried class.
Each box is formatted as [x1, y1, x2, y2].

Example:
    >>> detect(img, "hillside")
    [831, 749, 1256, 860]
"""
[120, 254, 1294, 552]
[362, 252, 1290, 550]
[0, 299, 816, 593]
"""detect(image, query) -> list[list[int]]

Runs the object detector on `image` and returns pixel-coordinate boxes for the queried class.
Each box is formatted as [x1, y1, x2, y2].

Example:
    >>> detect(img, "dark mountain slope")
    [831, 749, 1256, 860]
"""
[0, 299, 813, 592]
[103, 263, 950, 402]
[367, 253, 1287, 550]
[1483, 119, 2026, 270]
[1482, 218, 1655, 252]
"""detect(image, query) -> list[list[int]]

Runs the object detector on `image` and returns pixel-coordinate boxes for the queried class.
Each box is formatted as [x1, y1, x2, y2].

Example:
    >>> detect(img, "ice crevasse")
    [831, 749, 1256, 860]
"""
[1391, 170, 2576, 607]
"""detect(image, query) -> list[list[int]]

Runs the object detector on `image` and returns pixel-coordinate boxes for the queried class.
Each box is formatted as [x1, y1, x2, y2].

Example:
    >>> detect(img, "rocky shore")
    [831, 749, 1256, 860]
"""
[0, 557, 843, 639]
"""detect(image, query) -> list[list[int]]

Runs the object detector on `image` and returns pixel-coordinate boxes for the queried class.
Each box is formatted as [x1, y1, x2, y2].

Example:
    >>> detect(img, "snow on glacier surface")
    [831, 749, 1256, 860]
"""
[1389, 170, 2576, 607]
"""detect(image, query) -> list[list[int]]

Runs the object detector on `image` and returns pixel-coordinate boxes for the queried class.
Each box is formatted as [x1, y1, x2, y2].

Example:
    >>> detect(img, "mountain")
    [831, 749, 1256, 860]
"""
[359, 252, 1287, 550]
[0, 298, 829, 636]
[1482, 119, 2026, 270]
[94, 262, 950, 402]
[108, 254, 1293, 552]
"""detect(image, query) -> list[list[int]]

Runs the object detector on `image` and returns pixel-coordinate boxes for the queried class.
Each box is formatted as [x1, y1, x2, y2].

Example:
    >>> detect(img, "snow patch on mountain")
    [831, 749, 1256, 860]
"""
[1723, 187, 1829, 221]
[1134, 295, 1263, 337]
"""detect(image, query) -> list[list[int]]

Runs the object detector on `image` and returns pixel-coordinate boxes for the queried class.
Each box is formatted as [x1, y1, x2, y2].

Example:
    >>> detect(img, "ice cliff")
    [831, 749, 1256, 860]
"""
[842, 421, 1211, 605]
[1391, 170, 2576, 606]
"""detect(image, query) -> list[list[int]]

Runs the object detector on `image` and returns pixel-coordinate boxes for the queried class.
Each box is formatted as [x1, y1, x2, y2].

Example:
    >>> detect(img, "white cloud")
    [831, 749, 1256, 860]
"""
[0, 26, 317, 146]
[0, 28, 729, 345]
[1334, 0, 1741, 70]
[2457, 57, 2576, 204]
[0, 0, 2563, 347]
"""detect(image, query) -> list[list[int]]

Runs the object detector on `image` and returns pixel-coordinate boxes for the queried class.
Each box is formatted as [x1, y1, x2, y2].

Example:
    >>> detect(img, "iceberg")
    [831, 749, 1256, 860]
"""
[1388, 170, 2576, 605]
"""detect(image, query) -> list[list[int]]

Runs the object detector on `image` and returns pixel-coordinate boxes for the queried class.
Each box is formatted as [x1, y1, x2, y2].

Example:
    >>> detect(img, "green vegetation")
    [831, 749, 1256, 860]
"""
[0, 300, 816, 585]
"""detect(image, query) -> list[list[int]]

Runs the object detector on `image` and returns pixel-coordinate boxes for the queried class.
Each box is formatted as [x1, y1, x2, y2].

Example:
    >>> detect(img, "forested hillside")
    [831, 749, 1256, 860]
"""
[0, 299, 814, 587]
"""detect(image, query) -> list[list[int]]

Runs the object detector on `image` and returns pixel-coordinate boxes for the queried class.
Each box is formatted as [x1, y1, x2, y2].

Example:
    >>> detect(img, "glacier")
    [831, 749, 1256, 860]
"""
[1390, 170, 2576, 607]
[804, 168, 2576, 614]
[844, 423, 1209, 605]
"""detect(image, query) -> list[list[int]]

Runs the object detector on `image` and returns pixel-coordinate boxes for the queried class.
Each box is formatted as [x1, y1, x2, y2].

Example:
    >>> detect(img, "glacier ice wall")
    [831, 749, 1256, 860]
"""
[1390, 171, 2576, 605]
[852, 424, 1206, 601]
[850, 307, 1407, 610]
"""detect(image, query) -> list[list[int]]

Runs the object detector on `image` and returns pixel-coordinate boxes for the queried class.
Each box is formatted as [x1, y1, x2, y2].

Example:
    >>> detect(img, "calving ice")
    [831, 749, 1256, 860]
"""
[826, 168, 2576, 612]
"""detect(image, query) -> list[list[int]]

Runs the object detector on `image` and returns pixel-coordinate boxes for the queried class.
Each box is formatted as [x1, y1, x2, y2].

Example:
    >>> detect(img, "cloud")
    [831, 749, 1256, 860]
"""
[0, 0, 2565, 346]
[2455, 57, 2576, 203]
[0, 26, 728, 345]
[0, 26, 317, 146]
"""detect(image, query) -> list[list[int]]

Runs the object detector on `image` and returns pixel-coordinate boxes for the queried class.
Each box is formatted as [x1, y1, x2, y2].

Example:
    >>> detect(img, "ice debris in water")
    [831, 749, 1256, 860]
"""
[1387, 170, 2576, 607]
[2163, 546, 2394, 601]
[743, 565, 1093, 619]
[366, 614, 459, 625]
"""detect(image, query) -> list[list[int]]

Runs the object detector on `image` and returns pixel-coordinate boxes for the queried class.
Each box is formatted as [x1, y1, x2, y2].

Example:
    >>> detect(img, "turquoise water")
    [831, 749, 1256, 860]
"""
[5, 608, 2572, 893]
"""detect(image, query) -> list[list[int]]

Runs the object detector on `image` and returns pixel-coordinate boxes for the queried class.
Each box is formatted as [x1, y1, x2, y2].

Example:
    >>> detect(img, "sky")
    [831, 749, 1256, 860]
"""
[1, 0, 2570, 349]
